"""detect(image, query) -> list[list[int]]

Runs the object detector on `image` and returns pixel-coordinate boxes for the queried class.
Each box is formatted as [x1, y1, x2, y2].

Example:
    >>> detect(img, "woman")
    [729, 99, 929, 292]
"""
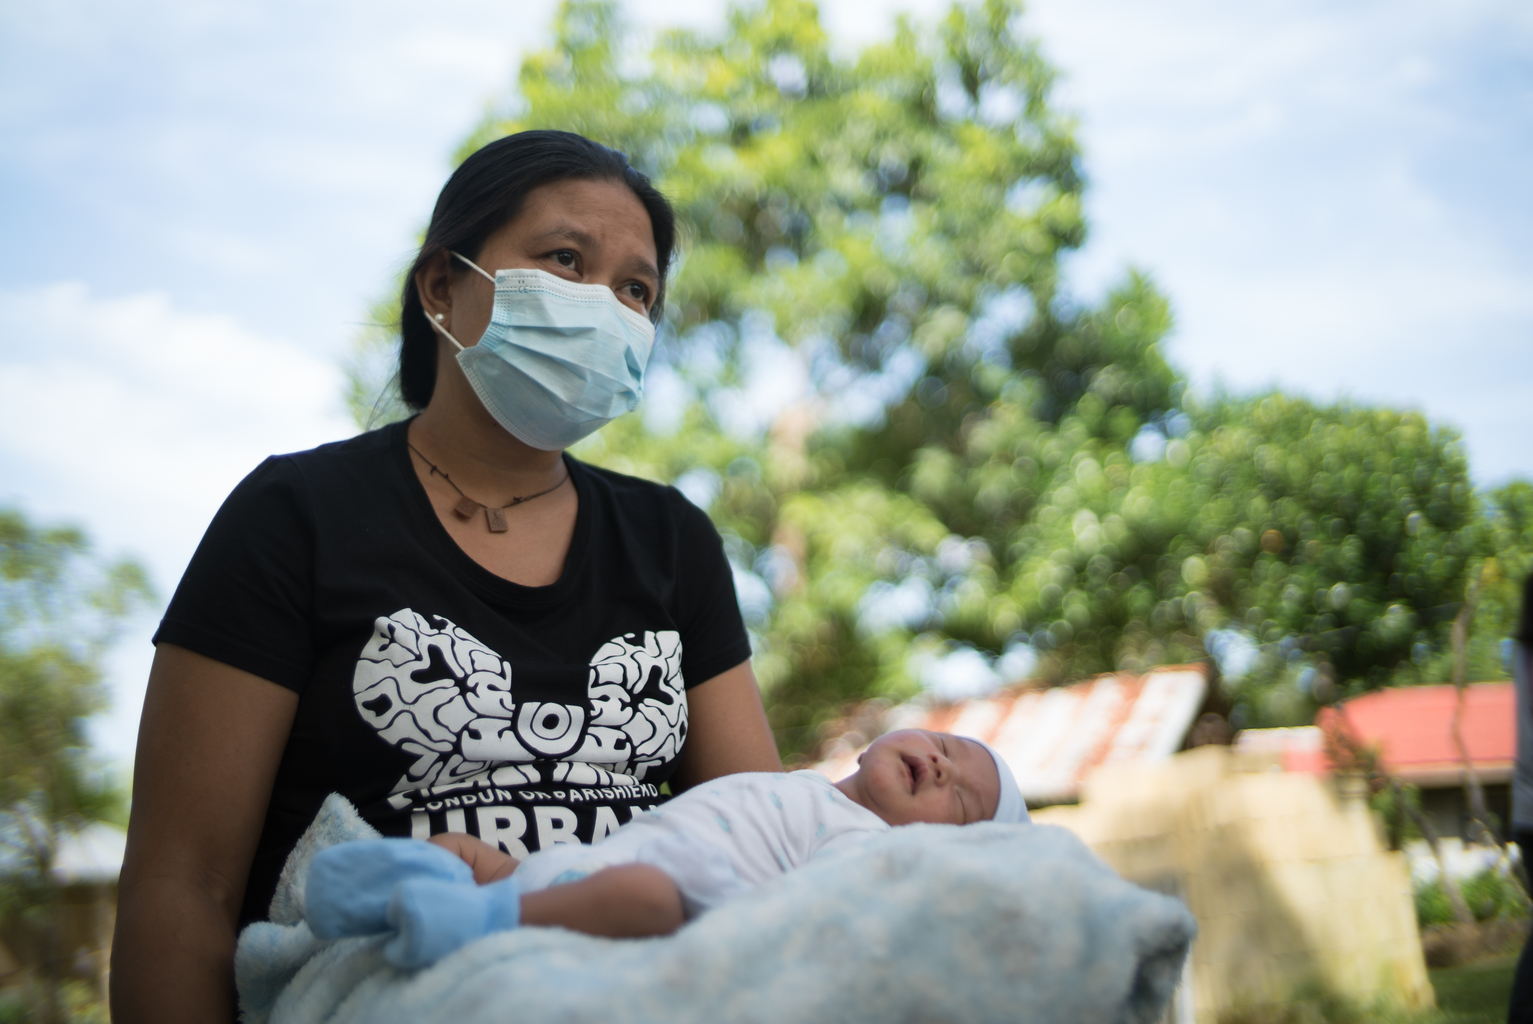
[110, 130, 781, 1022]
[1510, 570, 1533, 1024]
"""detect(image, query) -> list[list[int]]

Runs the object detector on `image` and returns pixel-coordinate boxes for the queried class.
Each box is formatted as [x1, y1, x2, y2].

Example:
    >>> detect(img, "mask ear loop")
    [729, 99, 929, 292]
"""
[422, 250, 498, 351]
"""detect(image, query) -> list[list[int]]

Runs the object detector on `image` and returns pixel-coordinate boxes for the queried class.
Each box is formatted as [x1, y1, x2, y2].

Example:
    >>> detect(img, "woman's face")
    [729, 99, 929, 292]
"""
[424, 177, 660, 349]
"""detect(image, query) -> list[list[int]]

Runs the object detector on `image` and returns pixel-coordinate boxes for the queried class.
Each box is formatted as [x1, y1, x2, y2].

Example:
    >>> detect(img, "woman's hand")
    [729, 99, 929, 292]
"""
[670, 660, 781, 791]
[111, 644, 298, 1024]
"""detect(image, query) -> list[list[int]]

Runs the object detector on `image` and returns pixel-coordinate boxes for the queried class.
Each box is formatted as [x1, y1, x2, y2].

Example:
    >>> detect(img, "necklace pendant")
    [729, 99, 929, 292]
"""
[486, 506, 509, 533]
[453, 496, 479, 520]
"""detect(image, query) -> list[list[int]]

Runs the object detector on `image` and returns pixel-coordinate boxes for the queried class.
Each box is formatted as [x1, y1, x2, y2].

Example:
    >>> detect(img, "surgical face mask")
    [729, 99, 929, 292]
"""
[425, 251, 656, 451]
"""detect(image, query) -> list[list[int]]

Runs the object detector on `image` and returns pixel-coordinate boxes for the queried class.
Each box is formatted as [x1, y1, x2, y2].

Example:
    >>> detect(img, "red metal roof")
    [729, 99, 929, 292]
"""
[1324, 682, 1514, 786]
[812, 665, 1209, 805]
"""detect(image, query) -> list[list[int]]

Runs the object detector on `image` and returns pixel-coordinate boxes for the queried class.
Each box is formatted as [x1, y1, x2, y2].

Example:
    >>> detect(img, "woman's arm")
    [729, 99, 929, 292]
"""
[670, 660, 781, 791]
[111, 643, 298, 1024]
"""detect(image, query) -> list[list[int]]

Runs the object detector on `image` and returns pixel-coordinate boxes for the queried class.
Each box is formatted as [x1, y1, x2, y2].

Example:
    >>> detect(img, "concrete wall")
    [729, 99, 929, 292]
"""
[1033, 746, 1432, 1020]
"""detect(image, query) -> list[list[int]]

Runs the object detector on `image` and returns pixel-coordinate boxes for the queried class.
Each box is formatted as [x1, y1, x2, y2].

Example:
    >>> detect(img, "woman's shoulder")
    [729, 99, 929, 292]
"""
[237, 422, 399, 495]
[272, 420, 398, 474]
[571, 459, 707, 525]
[571, 458, 675, 497]
[209, 422, 401, 529]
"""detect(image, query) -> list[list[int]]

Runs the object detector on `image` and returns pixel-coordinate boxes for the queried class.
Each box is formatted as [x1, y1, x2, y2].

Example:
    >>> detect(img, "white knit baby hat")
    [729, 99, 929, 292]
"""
[974, 740, 1029, 824]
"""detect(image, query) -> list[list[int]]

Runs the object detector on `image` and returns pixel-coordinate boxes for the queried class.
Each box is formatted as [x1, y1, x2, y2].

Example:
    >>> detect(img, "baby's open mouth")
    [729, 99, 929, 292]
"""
[902, 755, 926, 793]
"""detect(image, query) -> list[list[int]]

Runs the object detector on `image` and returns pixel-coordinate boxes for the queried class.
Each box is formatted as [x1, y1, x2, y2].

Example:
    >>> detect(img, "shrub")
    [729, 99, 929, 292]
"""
[1415, 866, 1530, 927]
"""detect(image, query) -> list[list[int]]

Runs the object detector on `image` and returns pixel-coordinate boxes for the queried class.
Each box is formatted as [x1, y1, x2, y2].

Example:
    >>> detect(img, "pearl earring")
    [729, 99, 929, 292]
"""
[434, 313, 445, 322]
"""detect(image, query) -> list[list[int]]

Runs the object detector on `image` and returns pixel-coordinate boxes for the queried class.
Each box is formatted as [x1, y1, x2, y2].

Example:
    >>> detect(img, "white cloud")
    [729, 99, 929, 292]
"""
[1025, 0, 1533, 483]
[0, 282, 355, 769]
[0, 282, 350, 495]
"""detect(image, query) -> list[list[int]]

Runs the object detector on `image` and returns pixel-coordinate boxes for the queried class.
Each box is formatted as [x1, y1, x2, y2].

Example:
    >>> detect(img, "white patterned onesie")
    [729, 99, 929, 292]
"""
[512, 771, 889, 916]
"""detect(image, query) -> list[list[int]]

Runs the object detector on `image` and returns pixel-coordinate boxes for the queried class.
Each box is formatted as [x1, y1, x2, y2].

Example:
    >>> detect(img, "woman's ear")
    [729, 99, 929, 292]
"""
[415, 250, 456, 324]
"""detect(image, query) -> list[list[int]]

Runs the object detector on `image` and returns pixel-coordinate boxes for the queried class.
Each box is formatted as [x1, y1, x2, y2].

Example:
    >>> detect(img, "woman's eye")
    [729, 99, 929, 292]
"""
[553, 250, 576, 267]
[625, 283, 649, 304]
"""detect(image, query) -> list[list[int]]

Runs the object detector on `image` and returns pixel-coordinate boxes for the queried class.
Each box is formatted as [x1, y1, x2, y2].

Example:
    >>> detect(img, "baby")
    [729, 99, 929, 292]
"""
[306, 729, 1027, 968]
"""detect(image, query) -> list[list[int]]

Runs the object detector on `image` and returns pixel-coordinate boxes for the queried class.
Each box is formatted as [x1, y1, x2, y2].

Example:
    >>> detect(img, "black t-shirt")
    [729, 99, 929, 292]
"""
[154, 420, 751, 927]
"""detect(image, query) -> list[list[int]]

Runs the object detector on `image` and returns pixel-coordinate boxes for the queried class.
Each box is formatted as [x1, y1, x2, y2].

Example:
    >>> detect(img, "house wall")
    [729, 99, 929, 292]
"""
[1418, 782, 1511, 843]
[1033, 746, 1432, 1020]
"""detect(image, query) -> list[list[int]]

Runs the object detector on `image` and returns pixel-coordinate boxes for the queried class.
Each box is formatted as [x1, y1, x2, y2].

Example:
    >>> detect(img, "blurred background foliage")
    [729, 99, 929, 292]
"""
[0, 509, 150, 1022]
[1416, 865, 1530, 929]
[348, 0, 1533, 758]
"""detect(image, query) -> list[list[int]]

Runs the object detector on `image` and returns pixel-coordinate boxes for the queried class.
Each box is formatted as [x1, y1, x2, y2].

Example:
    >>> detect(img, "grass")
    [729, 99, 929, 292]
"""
[1215, 955, 1520, 1024]
[1430, 953, 1518, 1023]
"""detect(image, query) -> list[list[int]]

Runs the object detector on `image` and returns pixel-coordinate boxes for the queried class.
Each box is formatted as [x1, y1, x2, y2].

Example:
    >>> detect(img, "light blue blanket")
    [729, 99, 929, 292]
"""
[236, 793, 1194, 1024]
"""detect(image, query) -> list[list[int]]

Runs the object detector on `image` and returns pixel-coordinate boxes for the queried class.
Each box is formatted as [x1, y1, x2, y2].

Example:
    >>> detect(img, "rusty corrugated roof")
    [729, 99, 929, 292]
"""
[1321, 682, 1515, 786]
[812, 665, 1209, 805]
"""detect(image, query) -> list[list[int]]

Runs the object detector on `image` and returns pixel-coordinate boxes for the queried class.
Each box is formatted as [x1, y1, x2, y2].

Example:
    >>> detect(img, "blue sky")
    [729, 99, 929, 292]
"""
[1, 0, 1529, 772]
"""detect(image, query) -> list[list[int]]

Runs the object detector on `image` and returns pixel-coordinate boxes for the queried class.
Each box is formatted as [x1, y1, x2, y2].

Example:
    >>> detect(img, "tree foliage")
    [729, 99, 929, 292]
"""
[1078, 395, 1489, 726]
[349, 0, 1533, 756]
[0, 509, 151, 1023]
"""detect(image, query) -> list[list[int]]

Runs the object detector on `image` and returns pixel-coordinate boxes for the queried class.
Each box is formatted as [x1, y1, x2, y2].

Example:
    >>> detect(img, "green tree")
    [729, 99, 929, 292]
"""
[0, 509, 151, 1024]
[1447, 480, 1533, 683]
[349, 0, 1532, 754]
[353, 0, 1176, 752]
[1045, 394, 1484, 726]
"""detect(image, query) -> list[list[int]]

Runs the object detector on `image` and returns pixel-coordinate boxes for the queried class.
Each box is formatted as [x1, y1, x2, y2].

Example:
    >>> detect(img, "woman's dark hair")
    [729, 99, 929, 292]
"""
[399, 130, 676, 410]
[1519, 571, 1533, 648]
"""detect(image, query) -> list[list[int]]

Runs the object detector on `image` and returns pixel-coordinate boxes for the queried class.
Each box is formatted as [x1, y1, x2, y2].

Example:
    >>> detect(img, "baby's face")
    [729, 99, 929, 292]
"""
[840, 730, 1001, 827]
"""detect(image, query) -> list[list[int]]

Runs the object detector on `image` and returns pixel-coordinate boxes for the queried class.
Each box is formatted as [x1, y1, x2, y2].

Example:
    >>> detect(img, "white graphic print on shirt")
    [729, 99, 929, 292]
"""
[351, 609, 686, 810]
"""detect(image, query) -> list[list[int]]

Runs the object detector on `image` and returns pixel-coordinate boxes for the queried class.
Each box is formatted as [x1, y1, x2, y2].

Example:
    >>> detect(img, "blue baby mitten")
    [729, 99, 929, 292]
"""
[384, 874, 522, 969]
[306, 839, 473, 940]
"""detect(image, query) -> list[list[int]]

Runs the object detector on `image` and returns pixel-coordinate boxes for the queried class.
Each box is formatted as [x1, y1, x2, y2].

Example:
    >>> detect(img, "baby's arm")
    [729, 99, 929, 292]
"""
[429, 832, 519, 883]
[426, 832, 683, 938]
[307, 835, 686, 969]
[521, 864, 685, 938]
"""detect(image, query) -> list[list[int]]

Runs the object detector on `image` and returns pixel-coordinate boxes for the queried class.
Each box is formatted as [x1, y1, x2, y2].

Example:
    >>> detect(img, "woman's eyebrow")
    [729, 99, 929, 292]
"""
[532, 226, 595, 247]
[532, 227, 660, 285]
[616, 253, 661, 287]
